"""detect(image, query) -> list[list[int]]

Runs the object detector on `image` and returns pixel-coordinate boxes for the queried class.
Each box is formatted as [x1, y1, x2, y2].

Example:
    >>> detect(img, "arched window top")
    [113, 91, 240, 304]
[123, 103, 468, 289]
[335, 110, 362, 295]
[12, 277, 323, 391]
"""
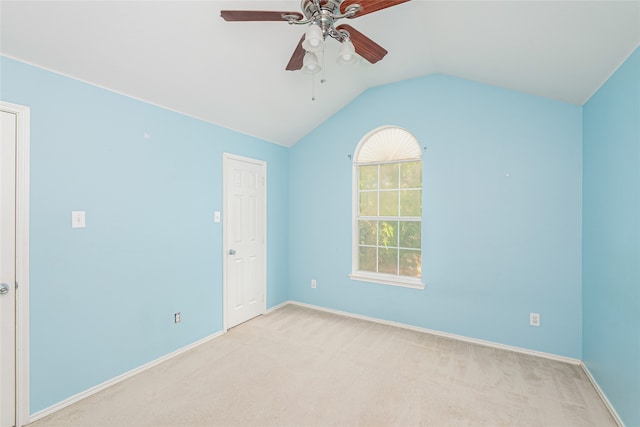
[355, 126, 421, 164]
[350, 125, 424, 289]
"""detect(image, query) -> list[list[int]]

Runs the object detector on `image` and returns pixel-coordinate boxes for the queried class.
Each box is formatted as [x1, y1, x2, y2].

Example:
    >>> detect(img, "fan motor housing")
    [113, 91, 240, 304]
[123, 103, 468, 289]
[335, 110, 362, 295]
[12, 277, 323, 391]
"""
[301, 0, 341, 19]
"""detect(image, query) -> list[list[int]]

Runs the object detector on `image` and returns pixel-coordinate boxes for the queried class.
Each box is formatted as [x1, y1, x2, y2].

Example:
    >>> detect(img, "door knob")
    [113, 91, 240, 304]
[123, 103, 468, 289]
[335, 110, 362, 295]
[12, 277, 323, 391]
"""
[228, 249, 236, 255]
[0, 283, 9, 295]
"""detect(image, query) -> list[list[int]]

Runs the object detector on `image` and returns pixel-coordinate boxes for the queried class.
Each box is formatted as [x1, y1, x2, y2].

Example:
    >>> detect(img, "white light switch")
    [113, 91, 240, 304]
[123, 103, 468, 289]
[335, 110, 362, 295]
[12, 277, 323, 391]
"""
[72, 211, 86, 228]
[214, 211, 221, 223]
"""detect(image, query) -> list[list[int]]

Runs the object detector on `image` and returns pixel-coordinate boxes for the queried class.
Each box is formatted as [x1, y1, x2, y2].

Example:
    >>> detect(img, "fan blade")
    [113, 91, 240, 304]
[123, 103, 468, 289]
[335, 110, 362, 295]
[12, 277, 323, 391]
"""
[340, 0, 410, 18]
[220, 10, 303, 22]
[286, 35, 306, 71]
[336, 24, 387, 64]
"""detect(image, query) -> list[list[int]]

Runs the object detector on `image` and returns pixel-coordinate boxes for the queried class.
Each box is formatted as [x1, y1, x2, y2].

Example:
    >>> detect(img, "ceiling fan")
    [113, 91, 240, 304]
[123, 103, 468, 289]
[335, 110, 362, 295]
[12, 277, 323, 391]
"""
[220, 0, 410, 73]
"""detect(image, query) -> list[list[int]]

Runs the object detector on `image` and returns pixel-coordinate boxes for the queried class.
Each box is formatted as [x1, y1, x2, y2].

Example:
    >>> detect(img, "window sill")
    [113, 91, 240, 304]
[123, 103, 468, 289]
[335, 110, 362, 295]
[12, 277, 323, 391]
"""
[349, 273, 425, 290]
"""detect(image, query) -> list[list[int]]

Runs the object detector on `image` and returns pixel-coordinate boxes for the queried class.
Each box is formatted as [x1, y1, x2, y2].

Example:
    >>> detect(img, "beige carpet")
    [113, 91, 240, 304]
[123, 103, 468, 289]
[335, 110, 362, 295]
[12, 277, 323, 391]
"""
[29, 304, 616, 427]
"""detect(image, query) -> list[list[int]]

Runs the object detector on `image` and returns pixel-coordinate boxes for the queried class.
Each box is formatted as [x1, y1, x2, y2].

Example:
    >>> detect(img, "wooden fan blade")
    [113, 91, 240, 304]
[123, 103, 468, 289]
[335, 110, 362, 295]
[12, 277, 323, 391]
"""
[220, 10, 303, 22]
[286, 35, 306, 71]
[340, 0, 410, 18]
[336, 24, 387, 64]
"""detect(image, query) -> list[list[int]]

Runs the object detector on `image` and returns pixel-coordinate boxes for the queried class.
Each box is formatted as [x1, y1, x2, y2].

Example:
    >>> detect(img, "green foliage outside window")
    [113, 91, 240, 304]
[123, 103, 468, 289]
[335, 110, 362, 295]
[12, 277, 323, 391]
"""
[357, 160, 422, 278]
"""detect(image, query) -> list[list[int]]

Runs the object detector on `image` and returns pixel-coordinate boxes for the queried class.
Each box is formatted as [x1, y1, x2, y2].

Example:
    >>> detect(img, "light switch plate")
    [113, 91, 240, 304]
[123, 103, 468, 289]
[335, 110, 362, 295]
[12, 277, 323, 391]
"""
[530, 312, 540, 327]
[214, 211, 221, 223]
[72, 211, 86, 228]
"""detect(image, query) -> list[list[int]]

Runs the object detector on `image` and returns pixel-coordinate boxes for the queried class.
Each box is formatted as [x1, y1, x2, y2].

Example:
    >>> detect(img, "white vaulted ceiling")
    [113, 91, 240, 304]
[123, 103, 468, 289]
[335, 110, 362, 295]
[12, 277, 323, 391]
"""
[1, 1, 639, 146]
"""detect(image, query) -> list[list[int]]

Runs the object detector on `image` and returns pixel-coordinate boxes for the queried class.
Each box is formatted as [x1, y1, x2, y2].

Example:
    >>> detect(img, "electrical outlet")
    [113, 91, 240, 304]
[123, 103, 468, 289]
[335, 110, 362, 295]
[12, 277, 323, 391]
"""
[530, 312, 540, 327]
[311, 279, 316, 289]
[174, 312, 181, 323]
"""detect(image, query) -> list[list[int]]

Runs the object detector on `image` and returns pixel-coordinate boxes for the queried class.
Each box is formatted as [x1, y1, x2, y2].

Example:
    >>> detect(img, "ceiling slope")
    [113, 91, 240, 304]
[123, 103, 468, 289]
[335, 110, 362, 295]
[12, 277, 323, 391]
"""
[1, 1, 639, 146]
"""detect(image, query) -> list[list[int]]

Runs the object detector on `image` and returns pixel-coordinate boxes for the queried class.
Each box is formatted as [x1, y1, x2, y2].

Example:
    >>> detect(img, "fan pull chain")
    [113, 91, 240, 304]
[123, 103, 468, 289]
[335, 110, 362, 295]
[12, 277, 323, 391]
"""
[311, 73, 316, 101]
[321, 48, 326, 84]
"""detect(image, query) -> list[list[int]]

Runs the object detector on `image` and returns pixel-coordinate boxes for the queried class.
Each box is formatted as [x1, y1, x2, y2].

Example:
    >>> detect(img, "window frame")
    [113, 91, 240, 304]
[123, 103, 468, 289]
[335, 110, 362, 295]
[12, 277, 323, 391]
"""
[349, 127, 425, 290]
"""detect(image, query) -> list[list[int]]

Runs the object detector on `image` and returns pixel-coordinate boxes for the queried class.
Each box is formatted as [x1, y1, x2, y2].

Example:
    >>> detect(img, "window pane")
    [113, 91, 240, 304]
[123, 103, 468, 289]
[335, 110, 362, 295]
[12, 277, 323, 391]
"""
[379, 163, 399, 189]
[359, 246, 377, 272]
[400, 189, 422, 216]
[399, 250, 421, 277]
[359, 192, 378, 216]
[355, 132, 423, 284]
[379, 191, 399, 216]
[399, 221, 421, 249]
[378, 221, 398, 248]
[358, 220, 377, 245]
[400, 161, 422, 189]
[360, 165, 378, 190]
[378, 248, 398, 275]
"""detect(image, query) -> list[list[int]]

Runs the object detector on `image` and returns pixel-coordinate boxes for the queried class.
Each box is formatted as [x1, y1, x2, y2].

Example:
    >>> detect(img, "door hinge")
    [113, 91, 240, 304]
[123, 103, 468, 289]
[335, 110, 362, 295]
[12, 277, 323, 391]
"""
[15, 281, 18, 290]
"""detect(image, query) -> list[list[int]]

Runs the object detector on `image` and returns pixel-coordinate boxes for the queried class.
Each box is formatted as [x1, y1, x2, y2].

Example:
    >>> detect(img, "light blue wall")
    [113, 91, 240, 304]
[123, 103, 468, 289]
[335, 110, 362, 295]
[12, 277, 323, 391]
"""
[0, 56, 289, 414]
[290, 75, 583, 358]
[5, 47, 636, 420]
[582, 47, 640, 427]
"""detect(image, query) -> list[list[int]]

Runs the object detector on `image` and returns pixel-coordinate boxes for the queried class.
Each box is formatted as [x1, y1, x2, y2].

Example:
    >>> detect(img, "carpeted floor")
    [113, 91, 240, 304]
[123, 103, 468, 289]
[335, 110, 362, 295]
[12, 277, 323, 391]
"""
[29, 304, 616, 427]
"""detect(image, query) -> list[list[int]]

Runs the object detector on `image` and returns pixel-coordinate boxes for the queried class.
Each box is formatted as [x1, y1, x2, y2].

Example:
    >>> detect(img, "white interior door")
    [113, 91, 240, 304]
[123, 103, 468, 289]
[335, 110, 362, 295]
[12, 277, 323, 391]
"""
[224, 154, 266, 329]
[0, 110, 17, 427]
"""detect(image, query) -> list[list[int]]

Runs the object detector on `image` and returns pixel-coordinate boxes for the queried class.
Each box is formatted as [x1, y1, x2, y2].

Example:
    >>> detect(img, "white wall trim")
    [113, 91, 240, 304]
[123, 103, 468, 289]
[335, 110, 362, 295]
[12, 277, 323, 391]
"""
[29, 330, 225, 424]
[27, 302, 621, 425]
[265, 300, 291, 314]
[1, 101, 30, 427]
[286, 301, 581, 365]
[349, 273, 425, 290]
[581, 362, 625, 426]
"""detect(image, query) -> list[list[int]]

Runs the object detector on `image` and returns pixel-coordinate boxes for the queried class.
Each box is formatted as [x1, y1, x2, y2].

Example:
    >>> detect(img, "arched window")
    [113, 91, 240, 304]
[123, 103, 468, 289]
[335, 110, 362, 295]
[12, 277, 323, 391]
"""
[350, 126, 424, 289]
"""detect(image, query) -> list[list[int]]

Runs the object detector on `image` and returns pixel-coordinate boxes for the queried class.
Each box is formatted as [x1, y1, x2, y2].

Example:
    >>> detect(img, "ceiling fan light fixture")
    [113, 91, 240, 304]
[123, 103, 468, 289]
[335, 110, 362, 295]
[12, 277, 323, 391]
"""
[337, 39, 357, 65]
[302, 52, 322, 74]
[302, 23, 324, 52]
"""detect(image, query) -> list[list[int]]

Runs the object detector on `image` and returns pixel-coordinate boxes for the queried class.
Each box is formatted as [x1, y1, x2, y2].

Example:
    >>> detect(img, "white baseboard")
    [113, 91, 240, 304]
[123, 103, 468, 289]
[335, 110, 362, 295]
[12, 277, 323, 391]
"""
[29, 302, 609, 425]
[265, 300, 291, 314]
[29, 330, 225, 424]
[581, 362, 625, 426]
[289, 301, 625, 423]
[287, 301, 581, 365]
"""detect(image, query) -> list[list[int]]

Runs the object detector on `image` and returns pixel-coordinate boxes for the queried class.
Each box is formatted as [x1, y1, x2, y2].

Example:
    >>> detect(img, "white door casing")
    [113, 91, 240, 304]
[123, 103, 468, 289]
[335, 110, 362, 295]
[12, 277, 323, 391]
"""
[223, 154, 266, 329]
[0, 110, 17, 427]
[0, 102, 30, 427]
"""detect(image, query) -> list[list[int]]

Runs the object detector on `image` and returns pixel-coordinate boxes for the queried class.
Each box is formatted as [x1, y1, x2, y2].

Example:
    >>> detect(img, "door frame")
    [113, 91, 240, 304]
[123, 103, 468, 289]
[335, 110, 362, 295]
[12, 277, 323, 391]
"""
[0, 101, 30, 427]
[222, 153, 267, 332]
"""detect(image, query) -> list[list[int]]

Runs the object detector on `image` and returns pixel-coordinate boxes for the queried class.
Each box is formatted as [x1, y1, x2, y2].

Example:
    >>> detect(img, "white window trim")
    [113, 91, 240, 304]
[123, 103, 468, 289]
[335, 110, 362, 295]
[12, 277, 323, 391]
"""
[349, 272, 425, 289]
[350, 126, 424, 290]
